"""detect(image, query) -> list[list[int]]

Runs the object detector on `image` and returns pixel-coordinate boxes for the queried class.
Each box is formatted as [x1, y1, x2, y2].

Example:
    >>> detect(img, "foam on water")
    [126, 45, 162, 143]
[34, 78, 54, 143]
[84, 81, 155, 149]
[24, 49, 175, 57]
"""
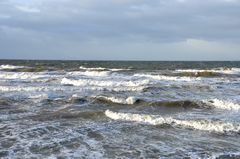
[61, 78, 149, 87]
[0, 84, 144, 93]
[28, 93, 49, 103]
[204, 99, 240, 111]
[96, 96, 137, 105]
[68, 71, 110, 77]
[1, 61, 240, 158]
[0, 72, 40, 80]
[79, 66, 106, 71]
[0, 64, 26, 70]
[211, 152, 240, 159]
[79, 66, 131, 71]
[105, 110, 240, 133]
[0, 72, 51, 80]
[134, 74, 199, 81]
[176, 68, 240, 75]
[0, 85, 65, 92]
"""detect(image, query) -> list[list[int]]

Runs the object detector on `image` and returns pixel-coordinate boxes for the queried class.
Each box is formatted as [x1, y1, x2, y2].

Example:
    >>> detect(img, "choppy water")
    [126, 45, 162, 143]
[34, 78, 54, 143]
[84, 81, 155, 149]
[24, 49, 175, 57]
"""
[0, 60, 240, 159]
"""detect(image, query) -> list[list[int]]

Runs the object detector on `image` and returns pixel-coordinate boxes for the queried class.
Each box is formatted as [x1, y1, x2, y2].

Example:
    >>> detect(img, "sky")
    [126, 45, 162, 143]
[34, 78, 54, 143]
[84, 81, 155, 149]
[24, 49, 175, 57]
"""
[0, 0, 240, 60]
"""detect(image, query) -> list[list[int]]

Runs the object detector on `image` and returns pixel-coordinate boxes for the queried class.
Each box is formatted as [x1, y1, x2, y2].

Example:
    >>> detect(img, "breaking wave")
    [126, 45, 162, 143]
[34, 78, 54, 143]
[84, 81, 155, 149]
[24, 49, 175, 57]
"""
[95, 96, 138, 105]
[68, 71, 110, 77]
[61, 78, 149, 88]
[79, 66, 131, 71]
[134, 74, 199, 81]
[105, 110, 240, 133]
[94, 97, 202, 108]
[0, 64, 26, 70]
[0, 72, 52, 80]
[204, 99, 240, 111]
[176, 68, 240, 75]
[212, 152, 240, 159]
[79, 66, 106, 71]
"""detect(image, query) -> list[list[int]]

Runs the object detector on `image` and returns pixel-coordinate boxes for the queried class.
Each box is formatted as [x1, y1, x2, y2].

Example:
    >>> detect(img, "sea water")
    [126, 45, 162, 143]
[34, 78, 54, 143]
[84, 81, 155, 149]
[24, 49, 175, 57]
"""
[0, 60, 240, 158]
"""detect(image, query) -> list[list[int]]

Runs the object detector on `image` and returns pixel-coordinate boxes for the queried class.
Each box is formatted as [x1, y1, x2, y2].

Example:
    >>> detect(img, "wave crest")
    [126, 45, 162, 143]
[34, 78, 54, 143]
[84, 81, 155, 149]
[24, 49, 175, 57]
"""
[95, 96, 138, 105]
[176, 68, 240, 75]
[79, 66, 131, 72]
[68, 71, 110, 77]
[204, 99, 240, 111]
[105, 110, 240, 133]
[61, 78, 149, 87]
[0, 65, 26, 70]
[134, 74, 197, 81]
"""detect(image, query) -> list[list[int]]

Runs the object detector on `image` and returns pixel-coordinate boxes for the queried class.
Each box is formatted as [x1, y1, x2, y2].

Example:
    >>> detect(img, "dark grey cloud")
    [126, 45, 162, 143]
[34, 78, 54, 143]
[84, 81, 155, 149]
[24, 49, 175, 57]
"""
[0, 0, 240, 60]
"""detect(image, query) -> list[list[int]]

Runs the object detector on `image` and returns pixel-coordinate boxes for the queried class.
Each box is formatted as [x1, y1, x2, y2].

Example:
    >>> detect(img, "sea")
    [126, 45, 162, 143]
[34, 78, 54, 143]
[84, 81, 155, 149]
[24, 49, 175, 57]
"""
[0, 60, 240, 159]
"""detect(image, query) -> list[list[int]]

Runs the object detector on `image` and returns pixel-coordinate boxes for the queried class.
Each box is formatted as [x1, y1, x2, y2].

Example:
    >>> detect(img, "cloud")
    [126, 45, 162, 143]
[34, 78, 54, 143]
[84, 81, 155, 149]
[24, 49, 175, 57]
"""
[0, 14, 11, 19]
[15, 6, 40, 13]
[0, 0, 239, 60]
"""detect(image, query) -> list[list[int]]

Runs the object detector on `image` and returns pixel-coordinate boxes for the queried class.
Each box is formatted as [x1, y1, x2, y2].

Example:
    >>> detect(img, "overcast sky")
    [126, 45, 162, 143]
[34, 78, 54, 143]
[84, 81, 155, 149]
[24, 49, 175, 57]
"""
[0, 0, 239, 60]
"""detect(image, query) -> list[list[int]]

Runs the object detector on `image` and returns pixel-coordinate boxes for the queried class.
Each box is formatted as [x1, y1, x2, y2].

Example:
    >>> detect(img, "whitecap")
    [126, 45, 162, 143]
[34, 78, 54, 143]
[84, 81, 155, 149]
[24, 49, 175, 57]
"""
[68, 71, 110, 77]
[204, 99, 240, 111]
[134, 74, 198, 82]
[79, 66, 106, 71]
[79, 66, 131, 72]
[0, 72, 48, 80]
[176, 68, 240, 75]
[96, 96, 137, 105]
[0, 64, 26, 70]
[61, 78, 149, 87]
[105, 110, 240, 133]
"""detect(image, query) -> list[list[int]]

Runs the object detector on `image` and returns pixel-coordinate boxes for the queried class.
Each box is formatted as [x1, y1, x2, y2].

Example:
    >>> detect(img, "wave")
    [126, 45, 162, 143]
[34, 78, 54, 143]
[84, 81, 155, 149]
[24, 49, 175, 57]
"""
[0, 98, 13, 106]
[0, 84, 145, 93]
[149, 100, 202, 108]
[105, 110, 240, 133]
[0, 72, 48, 80]
[79, 66, 131, 72]
[212, 152, 240, 159]
[0, 64, 26, 70]
[204, 99, 240, 111]
[176, 68, 240, 75]
[35, 110, 105, 121]
[95, 96, 138, 105]
[134, 74, 198, 81]
[68, 71, 110, 77]
[79, 66, 106, 71]
[94, 96, 201, 108]
[177, 71, 219, 77]
[61, 78, 149, 88]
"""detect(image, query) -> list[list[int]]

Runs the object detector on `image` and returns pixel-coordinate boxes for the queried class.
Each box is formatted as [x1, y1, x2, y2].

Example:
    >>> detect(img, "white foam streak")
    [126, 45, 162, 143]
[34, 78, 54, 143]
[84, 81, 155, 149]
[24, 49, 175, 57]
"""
[68, 71, 110, 77]
[134, 74, 198, 81]
[0, 64, 26, 70]
[0, 72, 46, 80]
[176, 68, 240, 74]
[61, 78, 149, 87]
[79, 66, 106, 71]
[97, 96, 137, 105]
[79, 66, 131, 71]
[205, 99, 240, 110]
[105, 110, 240, 133]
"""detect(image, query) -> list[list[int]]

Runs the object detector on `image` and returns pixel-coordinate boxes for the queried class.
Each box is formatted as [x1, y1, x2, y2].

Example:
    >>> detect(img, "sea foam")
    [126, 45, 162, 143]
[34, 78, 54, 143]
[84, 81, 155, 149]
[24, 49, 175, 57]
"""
[134, 74, 198, 81]
[79, 66, 131, 71]
[96, 96, 137, 105]
[0, 72, 47, 80]
[68, 71, 110, 77]
[204, 99, 240, 111]
[79, 66, 106, 71]
[61, 78, 149, 87]
[0, 64, 26, 70]
[105, 110, 240, 133]
[176, 68, 240, 75]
